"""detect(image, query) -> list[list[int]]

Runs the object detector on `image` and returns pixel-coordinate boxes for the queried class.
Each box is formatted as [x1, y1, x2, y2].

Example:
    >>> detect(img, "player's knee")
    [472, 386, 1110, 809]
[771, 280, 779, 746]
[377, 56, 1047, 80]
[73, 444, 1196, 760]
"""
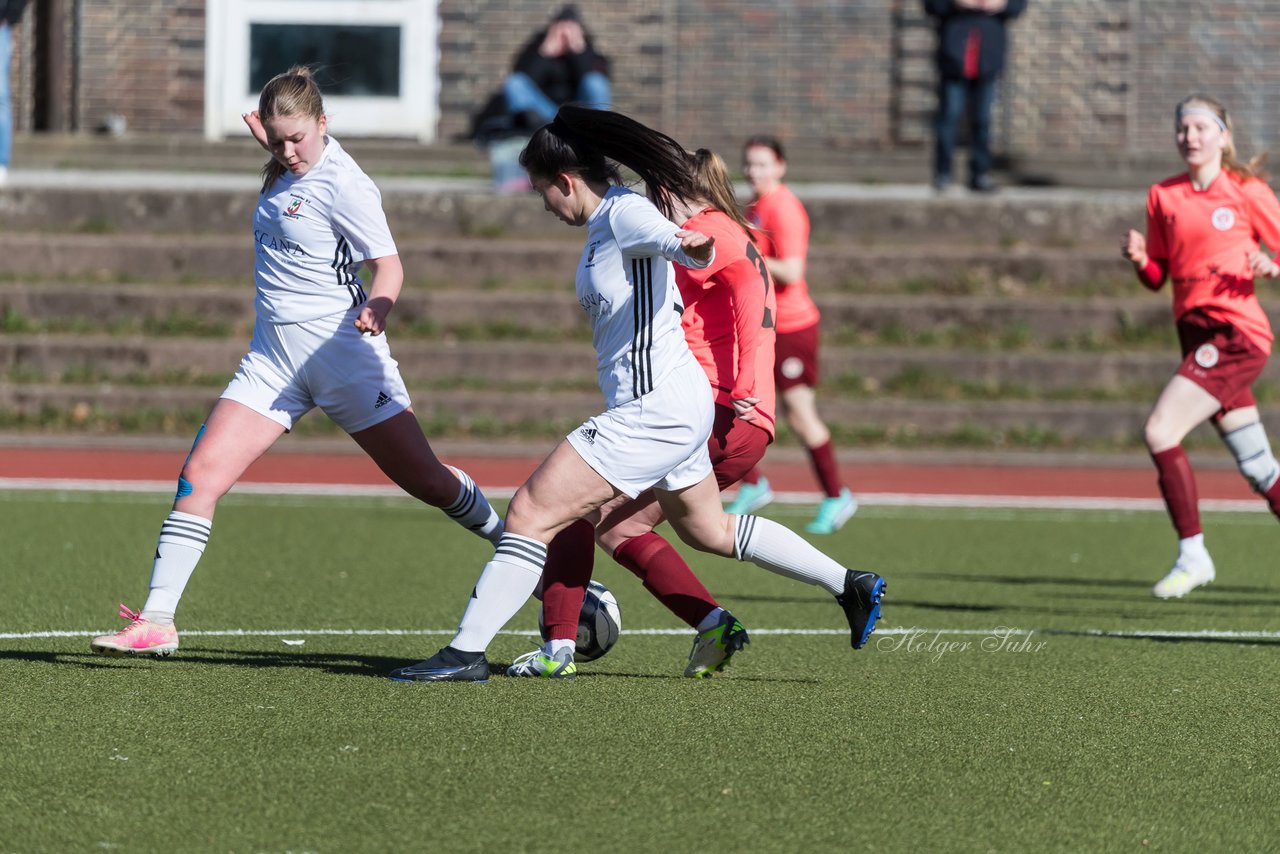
[504, 489, 556, 537]
[595, 526, 625, 555]
[1143, 416, 1175, 452]
[175, 447, 236, 504]
[173, 461, 224, 504]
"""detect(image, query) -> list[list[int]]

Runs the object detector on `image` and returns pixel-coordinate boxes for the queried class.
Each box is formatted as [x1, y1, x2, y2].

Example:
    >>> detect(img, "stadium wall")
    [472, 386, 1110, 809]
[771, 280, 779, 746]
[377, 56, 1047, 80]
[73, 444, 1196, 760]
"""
[10, 1, 1280, 164]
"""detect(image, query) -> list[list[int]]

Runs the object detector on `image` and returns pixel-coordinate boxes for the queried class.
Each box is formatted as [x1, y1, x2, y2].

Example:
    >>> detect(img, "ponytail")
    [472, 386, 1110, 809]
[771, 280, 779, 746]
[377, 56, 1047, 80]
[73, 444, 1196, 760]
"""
[520, 106, 699, 220]
[690, 148, 753, 240]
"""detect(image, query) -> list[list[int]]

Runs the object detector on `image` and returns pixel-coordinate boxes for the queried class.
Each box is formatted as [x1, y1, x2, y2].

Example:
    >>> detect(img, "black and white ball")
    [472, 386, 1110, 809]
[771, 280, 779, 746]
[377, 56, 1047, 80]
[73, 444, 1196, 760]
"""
[539, 580, 622, 662]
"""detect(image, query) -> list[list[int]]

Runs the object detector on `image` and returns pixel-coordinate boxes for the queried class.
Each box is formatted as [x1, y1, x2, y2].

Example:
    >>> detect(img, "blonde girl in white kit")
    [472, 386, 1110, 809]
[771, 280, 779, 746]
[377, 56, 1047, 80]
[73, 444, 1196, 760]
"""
[91, 67, 503, 656]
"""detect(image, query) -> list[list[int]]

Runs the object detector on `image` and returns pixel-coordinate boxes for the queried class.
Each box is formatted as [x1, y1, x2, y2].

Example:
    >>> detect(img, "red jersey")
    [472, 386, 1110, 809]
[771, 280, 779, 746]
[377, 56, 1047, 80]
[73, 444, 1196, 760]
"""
[1142, 170, 1280, 353]
[745, 184, 821, 334]
[676, 208, 777, 439]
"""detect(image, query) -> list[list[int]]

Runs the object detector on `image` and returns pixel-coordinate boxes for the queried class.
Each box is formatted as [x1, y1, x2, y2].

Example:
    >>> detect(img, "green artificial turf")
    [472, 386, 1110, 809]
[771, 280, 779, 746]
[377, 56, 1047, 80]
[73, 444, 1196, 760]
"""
[2, 490, 1278, 852]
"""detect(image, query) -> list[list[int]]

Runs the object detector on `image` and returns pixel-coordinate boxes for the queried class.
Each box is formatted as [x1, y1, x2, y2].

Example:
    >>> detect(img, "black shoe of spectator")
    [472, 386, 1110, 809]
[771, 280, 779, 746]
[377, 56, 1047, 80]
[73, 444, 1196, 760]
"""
[969, 174, 997, 193]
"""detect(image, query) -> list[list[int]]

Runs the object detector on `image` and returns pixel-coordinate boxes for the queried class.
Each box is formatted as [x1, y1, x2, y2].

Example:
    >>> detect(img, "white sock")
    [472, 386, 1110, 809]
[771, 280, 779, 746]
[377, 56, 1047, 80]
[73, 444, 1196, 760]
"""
[1179, 533, 1209, 559]
[443, 466, 504, 545]
[696, 607, 724, 633]
[545, 638, 576, 657]
[450, 533, 545, 652]
[140, 511, 212, 624]
[734, 515, 847, 596]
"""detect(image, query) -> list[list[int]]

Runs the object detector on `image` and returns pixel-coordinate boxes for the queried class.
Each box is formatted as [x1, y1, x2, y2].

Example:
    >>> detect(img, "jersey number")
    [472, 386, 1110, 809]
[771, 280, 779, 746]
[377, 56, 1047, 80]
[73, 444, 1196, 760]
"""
[746, 241, 774, 329]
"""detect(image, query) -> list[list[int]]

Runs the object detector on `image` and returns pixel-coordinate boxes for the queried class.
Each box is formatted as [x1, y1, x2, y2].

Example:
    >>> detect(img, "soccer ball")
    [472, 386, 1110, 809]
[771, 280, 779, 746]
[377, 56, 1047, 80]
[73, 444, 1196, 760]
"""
[538, 580, 622, 662]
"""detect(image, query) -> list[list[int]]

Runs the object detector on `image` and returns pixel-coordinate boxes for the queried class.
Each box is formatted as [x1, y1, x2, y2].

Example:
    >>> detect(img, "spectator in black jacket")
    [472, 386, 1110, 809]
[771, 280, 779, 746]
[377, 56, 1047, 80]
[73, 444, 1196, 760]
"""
[0, 0, 28, 185]
[924, 0, 1026, 193]
[472, 5, 611, 144]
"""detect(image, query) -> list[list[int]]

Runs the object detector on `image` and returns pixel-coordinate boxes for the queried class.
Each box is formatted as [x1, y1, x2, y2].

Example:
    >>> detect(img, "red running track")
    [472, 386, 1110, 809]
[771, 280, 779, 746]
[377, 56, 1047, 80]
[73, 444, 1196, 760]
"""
[0, 445, 1262, 502]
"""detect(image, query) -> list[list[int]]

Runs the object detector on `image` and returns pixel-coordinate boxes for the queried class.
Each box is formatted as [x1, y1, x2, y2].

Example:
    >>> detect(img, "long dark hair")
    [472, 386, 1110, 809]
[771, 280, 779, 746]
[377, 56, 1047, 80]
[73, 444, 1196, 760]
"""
[519, 106, 700, 220]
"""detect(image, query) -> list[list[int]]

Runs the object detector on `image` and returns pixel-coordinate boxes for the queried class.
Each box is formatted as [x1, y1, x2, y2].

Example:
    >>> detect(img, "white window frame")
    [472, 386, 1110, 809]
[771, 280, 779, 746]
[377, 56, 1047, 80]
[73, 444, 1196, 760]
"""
[205, 0, 438, 141]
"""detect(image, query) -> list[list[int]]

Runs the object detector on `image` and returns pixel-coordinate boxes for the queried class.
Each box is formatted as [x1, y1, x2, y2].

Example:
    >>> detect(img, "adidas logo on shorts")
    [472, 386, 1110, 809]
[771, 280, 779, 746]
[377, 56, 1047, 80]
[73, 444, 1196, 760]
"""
[374, 391, 392, 409]
[579, 427, 597, 445]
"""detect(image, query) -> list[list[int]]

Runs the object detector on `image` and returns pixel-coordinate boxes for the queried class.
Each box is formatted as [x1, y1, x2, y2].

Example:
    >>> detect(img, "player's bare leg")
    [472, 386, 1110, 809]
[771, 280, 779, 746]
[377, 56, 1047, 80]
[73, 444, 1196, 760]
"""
[92, 400, 284, 656]
[351, 409, 502, 544]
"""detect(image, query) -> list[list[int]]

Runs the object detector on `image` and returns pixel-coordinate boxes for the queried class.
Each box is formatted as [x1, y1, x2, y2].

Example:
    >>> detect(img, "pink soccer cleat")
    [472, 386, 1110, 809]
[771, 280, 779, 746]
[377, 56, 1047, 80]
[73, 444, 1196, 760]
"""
[90, 604, 179, 657]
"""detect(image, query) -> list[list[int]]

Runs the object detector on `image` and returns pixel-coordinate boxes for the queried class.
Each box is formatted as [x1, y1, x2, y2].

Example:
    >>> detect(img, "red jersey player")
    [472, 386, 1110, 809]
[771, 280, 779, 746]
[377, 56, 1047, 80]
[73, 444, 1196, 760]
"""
[727, 135, 858, 535]
[1122, 94, 1280, 598]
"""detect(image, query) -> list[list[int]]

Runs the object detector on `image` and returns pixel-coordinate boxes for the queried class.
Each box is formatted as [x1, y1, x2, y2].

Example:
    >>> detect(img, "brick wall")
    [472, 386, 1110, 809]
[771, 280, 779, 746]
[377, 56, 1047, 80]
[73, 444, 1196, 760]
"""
[10, 0, 1280, 164]
[76, 0, 205, 134]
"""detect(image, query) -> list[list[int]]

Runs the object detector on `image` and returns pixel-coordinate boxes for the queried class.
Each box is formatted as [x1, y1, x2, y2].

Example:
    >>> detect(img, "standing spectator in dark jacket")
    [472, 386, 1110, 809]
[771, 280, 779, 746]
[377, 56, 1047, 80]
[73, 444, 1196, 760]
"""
[924, 0, 1026, 193]
[0, 0, 28, 185]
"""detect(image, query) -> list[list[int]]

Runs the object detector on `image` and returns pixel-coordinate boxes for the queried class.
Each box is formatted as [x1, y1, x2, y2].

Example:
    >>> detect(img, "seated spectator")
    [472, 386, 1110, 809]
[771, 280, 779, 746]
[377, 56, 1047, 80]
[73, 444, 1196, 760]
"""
[469, 5, 611, 191]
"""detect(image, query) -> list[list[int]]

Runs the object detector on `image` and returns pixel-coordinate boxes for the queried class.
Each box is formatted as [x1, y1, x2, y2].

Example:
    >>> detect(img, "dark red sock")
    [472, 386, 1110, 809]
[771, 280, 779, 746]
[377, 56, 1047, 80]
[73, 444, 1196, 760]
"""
[741, 466, 762, 486]
[541, 519, 596, 642]
[613, 532, 717, 628]
[808, 440, 843, 498]
[1151, 446, 1202, 538]
[1264, 479, 1280, 520]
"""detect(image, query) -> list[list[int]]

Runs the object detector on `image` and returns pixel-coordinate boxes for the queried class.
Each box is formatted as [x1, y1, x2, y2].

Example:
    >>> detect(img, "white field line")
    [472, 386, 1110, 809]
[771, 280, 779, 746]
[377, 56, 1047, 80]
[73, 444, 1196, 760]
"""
[6, 626, 1280, 641]
[0, 478, 1265, 513]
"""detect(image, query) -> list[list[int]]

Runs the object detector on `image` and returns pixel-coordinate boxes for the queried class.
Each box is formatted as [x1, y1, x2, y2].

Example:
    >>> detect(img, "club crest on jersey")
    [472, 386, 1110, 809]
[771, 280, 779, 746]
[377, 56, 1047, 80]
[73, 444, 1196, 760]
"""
[585, 241, 600, 266]
[781, 356, 805, 379]
[1211, 207, 1235, 231]
[284, 195, 305, 219]
[1195, 343, 1220, 369]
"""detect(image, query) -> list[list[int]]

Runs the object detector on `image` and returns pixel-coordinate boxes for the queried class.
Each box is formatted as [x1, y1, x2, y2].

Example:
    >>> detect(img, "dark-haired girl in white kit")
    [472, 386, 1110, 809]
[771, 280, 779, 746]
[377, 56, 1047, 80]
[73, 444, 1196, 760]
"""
[390, 107, 885, 682]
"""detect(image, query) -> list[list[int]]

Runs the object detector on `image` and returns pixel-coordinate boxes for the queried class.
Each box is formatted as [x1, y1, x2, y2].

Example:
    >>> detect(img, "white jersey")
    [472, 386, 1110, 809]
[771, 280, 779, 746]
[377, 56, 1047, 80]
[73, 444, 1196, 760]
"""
[252, 136, 398, 323]
[579, 186, 712, 407]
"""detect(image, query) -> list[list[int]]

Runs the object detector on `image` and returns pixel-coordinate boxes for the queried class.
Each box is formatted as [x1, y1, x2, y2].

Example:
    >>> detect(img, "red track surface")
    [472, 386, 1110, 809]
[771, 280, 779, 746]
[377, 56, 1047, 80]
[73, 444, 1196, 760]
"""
[0, 445, 1260, 501]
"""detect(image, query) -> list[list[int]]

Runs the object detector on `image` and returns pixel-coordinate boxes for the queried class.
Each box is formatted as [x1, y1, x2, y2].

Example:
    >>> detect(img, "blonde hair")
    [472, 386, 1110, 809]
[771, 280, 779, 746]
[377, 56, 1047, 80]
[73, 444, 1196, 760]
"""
[1177, 94, 1269, 181]
[258, 66, 325, 192]
[689, 148, 753, 240]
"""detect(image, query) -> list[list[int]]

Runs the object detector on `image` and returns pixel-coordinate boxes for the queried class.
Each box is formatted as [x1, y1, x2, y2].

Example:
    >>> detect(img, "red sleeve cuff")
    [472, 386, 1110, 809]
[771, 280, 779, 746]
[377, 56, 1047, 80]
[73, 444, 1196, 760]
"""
[1137, 258, 1166, 290]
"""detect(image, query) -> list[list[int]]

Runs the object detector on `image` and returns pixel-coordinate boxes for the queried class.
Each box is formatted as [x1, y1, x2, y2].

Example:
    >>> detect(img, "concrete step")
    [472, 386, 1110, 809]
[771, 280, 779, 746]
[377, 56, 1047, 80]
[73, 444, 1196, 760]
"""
[0, 381, 1259, 445]
[6, 335, 1260, 394]
[0, 179, 1147, 246]
[14, 135, 490, 177]
[0, 233, 1132, 291]
[0, 284, 1197, 343]
[10, 133, 1184, 189]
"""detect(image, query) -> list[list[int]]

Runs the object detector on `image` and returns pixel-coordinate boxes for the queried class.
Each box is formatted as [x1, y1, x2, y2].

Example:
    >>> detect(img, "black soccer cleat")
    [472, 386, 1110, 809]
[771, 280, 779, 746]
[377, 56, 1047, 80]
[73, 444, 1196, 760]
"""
[388, 647, 491, 683]
[836, 570, 886, 649]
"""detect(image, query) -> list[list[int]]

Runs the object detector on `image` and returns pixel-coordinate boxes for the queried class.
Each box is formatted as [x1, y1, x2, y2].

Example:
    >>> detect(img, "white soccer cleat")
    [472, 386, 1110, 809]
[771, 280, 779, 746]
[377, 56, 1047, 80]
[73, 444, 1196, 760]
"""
[1152, 553, 1216, 599]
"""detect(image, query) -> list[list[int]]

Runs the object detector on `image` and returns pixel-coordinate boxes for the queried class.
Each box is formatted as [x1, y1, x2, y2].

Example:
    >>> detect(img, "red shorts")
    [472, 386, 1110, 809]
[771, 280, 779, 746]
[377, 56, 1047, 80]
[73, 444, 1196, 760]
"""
[708, 404, 772, 489]
[774, 321, 821, 391]
[1175, 309, 1268, 420]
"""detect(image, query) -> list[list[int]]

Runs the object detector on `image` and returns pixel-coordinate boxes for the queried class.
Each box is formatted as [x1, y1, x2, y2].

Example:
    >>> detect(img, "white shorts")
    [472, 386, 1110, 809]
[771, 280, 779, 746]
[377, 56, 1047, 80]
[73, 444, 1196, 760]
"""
[220, 308, 411, 433]
[566, 357, 714, 498]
